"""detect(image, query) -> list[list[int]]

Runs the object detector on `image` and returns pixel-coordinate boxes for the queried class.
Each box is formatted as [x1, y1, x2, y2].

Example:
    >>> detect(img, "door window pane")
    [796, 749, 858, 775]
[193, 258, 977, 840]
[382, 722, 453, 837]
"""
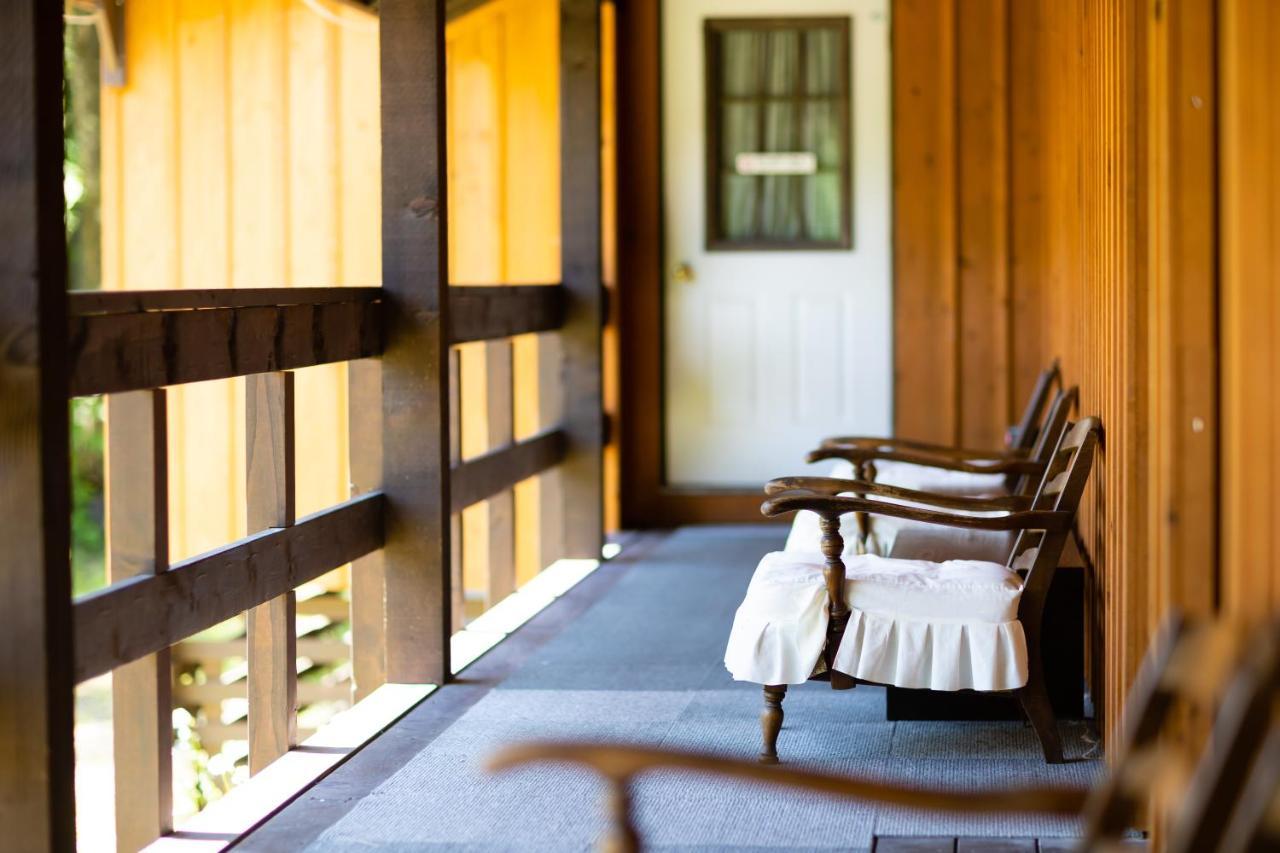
[705, 18, 852, 250]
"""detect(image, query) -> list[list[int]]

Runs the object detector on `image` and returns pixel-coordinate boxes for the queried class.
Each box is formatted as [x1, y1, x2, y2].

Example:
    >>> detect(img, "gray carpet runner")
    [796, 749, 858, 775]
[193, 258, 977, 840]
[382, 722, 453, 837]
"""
[301, 526, 1100, 851]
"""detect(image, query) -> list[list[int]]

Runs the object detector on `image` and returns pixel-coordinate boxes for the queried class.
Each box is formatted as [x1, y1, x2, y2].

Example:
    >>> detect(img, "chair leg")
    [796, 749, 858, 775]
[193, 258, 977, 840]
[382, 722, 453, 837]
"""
[759, 684, 787, 765]
[1018, 674, 1065, 764]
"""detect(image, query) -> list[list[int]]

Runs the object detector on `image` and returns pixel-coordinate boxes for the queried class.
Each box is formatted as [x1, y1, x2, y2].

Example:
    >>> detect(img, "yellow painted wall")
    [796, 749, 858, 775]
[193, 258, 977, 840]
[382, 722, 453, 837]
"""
[100, 0, 589, 597]
[100, 0, 381, 564]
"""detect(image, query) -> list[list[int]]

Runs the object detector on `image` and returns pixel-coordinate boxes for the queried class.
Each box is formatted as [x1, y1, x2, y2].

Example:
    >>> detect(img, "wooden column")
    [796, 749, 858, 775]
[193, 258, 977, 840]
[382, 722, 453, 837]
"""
[485, 339, 516, 602]
[246, 372, 297, 773]
[379, 0, 452, 682]
[106, 390, 172, 849]
[450, 348, 465, 632]
[348, 359, 386, 702]
[559, 0, 604, 559]
[0, 2, 75, 849]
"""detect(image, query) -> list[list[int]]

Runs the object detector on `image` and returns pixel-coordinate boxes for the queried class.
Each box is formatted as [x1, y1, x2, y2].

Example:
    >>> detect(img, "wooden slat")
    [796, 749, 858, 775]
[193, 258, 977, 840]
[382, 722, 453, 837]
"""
[245, 372, 297, 774]
[451, 429, 569, 513]
[892, 0, 959, 445]
[450, 348, 465, 632]
[106, 390, 173, 850]
[485, 339, 517, 603]
[448, 284, 565, 343]
[558, 0, 605, 558]
[0, 2, 75, 848]
[69, 296, 382, 396]
[74, 492, 384, 683]
[70, 286, 383, 314]
[347, 358, 386, 702]
[379, 0, 452, 683]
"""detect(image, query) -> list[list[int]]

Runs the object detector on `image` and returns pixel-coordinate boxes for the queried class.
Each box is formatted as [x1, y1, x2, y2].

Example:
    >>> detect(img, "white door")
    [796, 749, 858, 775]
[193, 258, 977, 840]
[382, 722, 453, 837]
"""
[663, 0, 892, 488]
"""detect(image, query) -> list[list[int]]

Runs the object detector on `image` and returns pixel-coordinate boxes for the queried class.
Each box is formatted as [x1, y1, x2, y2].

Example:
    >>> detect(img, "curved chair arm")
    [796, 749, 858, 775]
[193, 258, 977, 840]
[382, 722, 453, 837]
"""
[761, 493, 1073, 533]
[764, 476, 1030, 512]
[489, 742, 1089, 852]
[818, 435, 1030, 460]
[806, 445, 1045, 475]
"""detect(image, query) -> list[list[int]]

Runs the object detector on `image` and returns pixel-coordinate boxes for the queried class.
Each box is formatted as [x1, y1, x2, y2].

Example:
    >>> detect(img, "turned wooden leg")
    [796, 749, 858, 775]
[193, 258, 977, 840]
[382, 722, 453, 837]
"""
[759, 684, 788, 764]
[599, 778, 640, 853]
[1018, 673, 1065, 764]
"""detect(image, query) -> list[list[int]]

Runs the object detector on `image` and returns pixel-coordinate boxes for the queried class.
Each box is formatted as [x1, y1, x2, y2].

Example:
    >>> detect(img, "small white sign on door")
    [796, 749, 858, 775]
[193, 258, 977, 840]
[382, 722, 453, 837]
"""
[734, 151, 818, 176]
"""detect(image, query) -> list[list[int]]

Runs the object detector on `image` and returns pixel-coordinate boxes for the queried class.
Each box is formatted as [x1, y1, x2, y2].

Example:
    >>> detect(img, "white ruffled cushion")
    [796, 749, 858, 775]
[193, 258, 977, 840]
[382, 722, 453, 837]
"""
[724, 551, 1028, 691]
[783, 460, 1009, 556]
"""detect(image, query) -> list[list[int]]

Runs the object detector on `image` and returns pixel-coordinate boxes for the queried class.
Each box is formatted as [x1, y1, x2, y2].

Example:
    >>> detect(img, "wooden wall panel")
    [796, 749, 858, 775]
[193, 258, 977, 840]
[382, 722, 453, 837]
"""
[1220, 0, 1280, 622]
[891, 0, 958, 445]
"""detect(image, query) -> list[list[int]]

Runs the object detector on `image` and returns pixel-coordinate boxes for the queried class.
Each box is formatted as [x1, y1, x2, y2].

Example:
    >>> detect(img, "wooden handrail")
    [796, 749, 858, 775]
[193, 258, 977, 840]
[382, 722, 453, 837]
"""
[68, 284, 567, 395]
[448, 284, 566, 343]
[69, 292, 383, 395]
[451, 428, 569, 512]
[73, 492, 384, 683]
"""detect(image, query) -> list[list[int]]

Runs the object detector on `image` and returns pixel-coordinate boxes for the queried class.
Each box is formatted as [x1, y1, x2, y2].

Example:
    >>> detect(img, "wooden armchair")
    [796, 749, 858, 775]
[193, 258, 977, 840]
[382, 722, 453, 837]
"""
[786, 385, 1079, 555]
[490, 615, 1280, 853]
[816, 359, 1062, 479]
[733, 415, 1100, 765]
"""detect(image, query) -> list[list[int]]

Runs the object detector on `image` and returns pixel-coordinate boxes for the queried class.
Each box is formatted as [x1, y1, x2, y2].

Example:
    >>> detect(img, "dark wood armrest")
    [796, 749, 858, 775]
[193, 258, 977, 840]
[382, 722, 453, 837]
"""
[488, 741, 1088, 817]
[764, 476, 1031, 512]
[818, 435, 1029, 460]
[806, 446, 1045, 476]
[761, 493, 1072, 532]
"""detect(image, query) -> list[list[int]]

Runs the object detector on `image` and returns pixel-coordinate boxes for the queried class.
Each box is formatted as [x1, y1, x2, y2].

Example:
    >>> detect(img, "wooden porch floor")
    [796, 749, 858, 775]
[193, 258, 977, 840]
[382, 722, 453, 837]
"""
[236, 527, 1108, 852]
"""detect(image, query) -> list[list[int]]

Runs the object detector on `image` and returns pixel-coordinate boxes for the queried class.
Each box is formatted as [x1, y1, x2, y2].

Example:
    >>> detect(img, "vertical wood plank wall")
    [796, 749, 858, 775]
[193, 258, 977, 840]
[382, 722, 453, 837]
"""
[891, 0, 1269, 743]
[99, 0, 381, 563]
[1219, 0, 1280, 623]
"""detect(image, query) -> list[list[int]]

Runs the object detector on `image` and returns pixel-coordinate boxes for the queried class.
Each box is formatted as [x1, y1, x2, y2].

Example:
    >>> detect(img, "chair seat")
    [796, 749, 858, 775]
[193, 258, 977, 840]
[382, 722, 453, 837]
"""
[724, 551, 1028, 692]
[783, 460, 1009, 556]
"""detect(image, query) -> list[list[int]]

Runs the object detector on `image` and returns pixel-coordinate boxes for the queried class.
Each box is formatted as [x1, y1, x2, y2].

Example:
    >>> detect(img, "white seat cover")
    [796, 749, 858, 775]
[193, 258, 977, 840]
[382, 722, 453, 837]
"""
[783, 460, 1009, 557]
[724, 551, 1028, 692]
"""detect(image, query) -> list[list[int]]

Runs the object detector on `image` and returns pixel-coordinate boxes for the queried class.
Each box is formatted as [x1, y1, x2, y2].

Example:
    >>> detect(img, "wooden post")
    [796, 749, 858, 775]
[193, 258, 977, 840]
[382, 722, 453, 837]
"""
[348, 359, 386, 702]
[379, 0, 452, 683]
[0, 2, 75, 849]
[246, 372, 297, 773]
[450, 348, 465, 632]
[559, 0, 605, 559]
[106, 390, 173, 850]
[485, 339, 517, 603]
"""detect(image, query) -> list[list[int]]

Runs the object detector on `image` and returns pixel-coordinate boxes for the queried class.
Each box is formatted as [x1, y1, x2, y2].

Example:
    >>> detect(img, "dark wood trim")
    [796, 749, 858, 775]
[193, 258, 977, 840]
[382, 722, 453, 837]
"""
[245, 372, 298, 774]
[448, 284, 566, 343]
[379, 0, 452, 683]
[106, 390, 173, 850]
[69, 286, 383, 314]
[347, 358, 386, 702]
[559, 0, 605, 557]
[451, 429, 568, 513]
[616, 0, 769, 526]
[73, 492, 384, 683]
[69, 297, 383, 396]
[0, 1, 76, 847]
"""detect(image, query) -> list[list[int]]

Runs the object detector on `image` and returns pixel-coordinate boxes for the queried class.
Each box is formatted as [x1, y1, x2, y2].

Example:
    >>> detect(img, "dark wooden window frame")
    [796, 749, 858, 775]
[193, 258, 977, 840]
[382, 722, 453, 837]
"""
[703, 16, 853, 252]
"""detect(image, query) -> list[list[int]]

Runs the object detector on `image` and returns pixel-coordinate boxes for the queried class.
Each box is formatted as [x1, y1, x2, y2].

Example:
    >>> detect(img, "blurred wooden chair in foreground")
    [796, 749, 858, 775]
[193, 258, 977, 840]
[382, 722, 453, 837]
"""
[490, 614, 1280, 853]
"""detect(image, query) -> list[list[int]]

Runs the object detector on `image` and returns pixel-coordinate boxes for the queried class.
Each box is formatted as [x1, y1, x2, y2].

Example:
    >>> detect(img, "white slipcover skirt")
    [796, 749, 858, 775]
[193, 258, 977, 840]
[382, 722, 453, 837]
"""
[724, 551, 1028, 691]
[783, 460, 1010, 556]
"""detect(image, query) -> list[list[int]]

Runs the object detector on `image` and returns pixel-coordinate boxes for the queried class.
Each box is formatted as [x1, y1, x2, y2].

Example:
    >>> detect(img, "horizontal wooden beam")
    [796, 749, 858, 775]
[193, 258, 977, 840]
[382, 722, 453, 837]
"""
[73, 492, 384, 683]
[451, 428, 567, 513]
[448, 285, 565, 344]
[69, 287, 383, 314]
[69, 292, 383, 396]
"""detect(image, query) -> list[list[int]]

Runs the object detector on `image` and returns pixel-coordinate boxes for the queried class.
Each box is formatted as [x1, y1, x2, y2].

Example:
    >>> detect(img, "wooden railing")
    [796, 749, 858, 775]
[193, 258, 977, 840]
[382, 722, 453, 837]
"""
[1, 1, 602, 851]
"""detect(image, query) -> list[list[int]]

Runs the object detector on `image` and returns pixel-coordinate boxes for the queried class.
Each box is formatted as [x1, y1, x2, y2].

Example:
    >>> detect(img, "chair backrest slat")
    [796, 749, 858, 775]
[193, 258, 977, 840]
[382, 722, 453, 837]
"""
[1006, 360, 1064, 489]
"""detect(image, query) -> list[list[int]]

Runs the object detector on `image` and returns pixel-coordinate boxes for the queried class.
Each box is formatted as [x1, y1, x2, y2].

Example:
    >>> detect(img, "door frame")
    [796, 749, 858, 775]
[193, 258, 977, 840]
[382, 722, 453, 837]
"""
[617, 0, 893, 526]
[617, 0, 767, 526]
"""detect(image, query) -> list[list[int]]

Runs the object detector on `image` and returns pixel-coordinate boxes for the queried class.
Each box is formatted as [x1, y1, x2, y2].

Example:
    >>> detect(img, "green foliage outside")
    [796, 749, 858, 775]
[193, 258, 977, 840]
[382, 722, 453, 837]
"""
[65, 22, 106, 596]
